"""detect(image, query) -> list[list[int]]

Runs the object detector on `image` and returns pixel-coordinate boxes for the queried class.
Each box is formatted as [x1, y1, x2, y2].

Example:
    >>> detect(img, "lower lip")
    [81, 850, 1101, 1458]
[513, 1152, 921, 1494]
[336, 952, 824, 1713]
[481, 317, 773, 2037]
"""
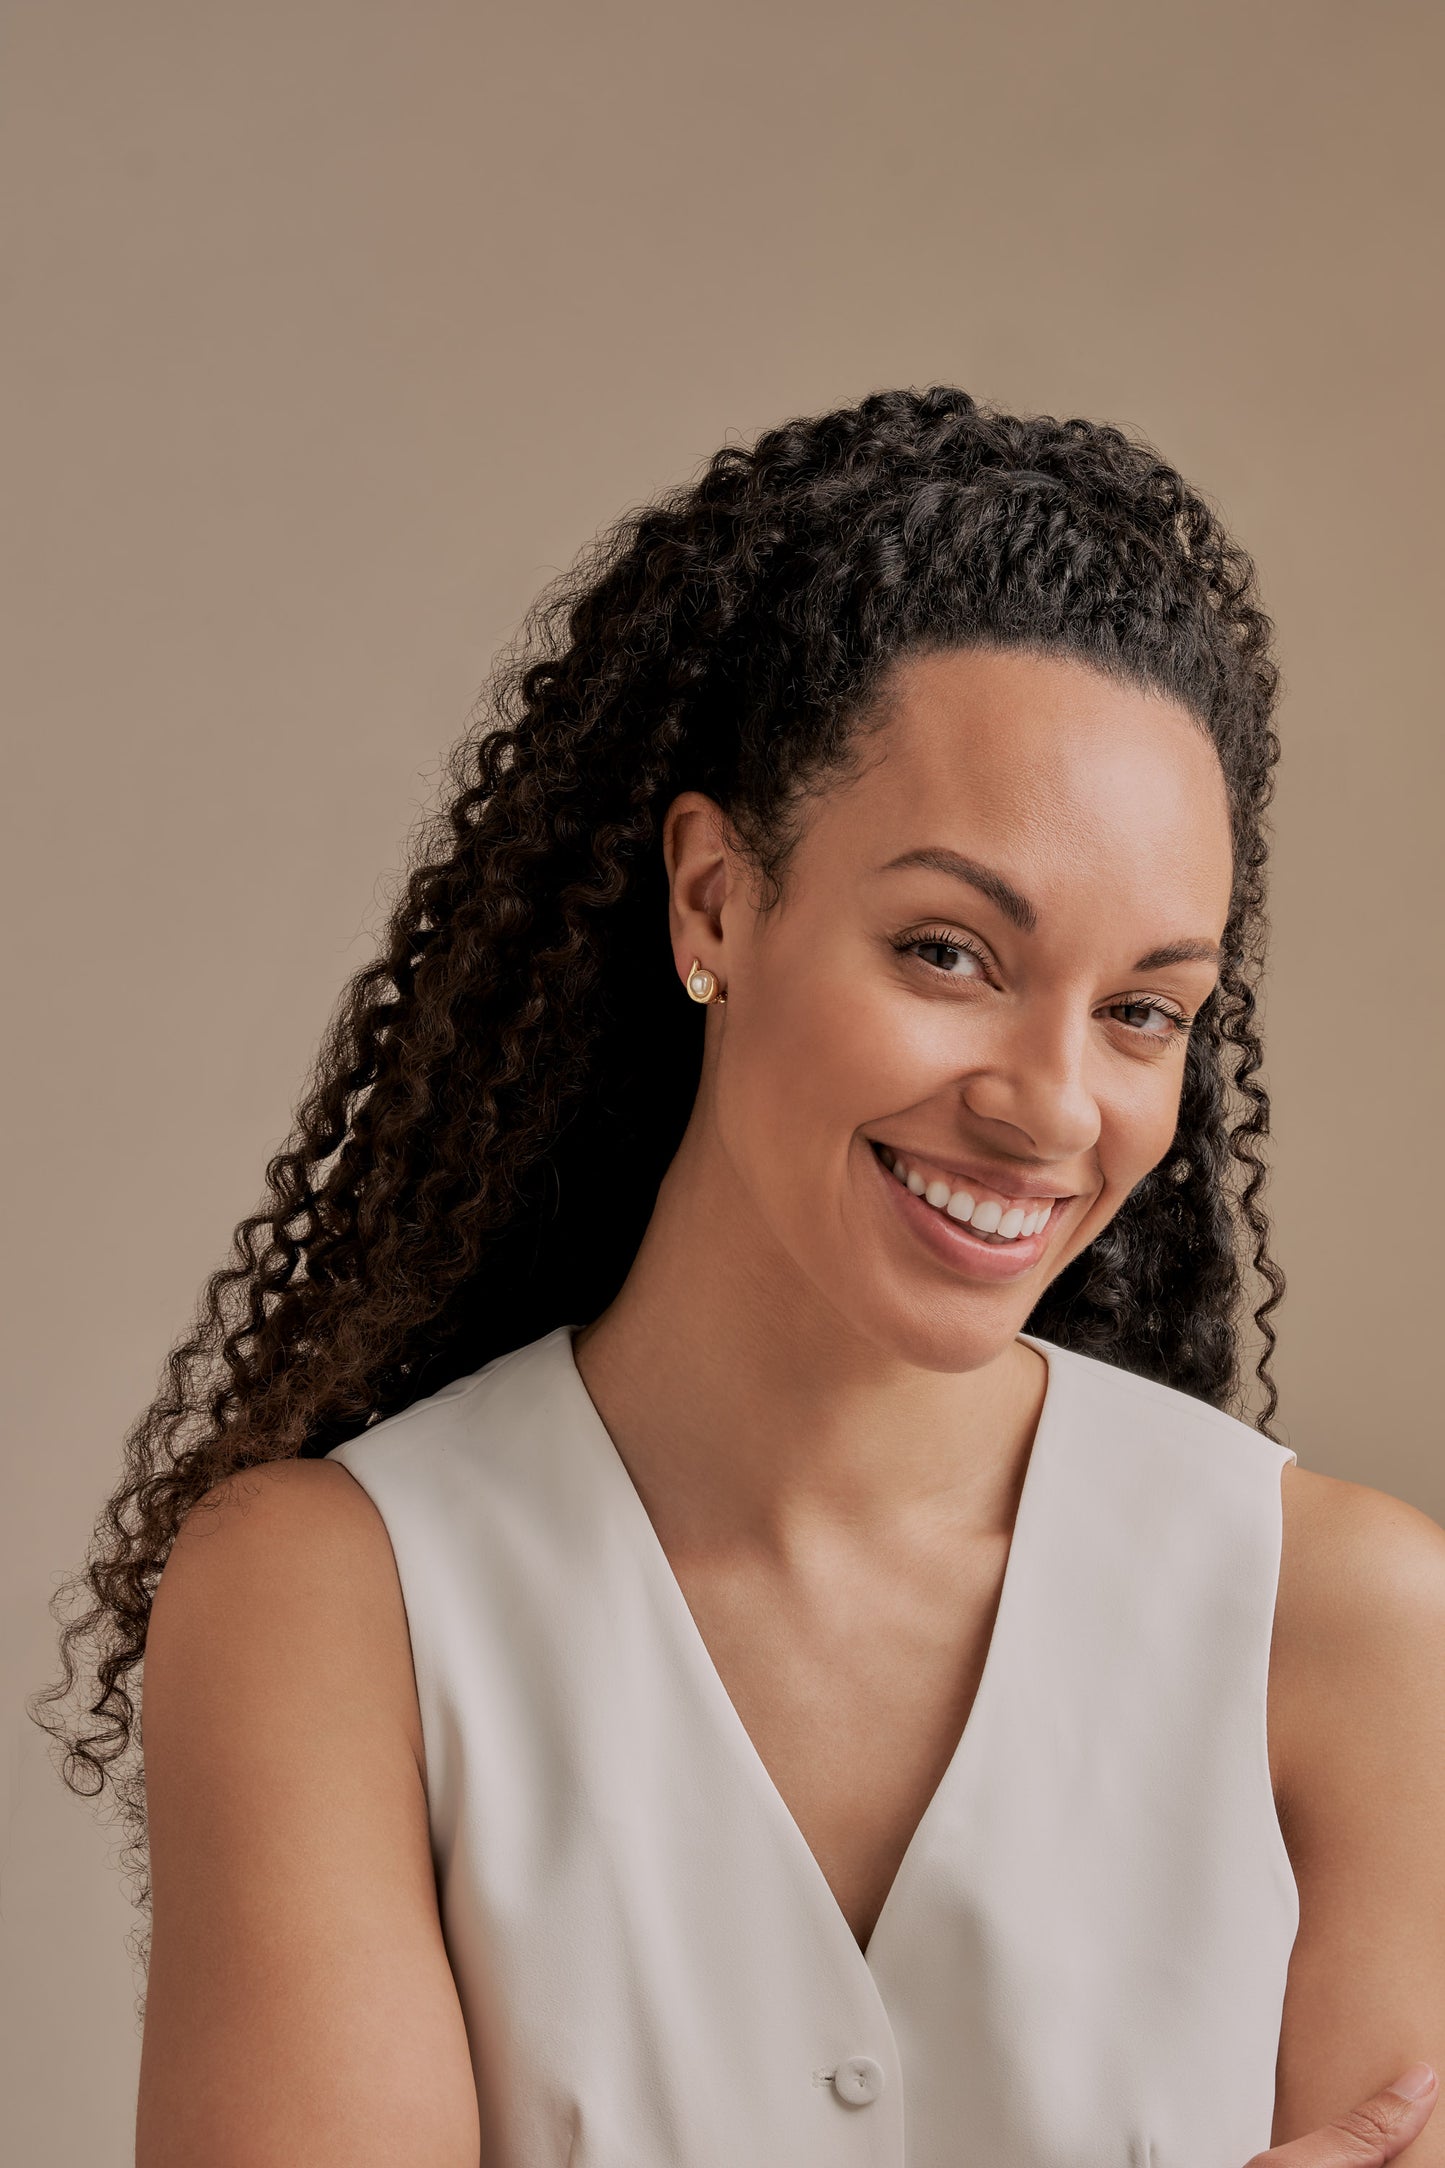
[868, 1141, 1065, 1285]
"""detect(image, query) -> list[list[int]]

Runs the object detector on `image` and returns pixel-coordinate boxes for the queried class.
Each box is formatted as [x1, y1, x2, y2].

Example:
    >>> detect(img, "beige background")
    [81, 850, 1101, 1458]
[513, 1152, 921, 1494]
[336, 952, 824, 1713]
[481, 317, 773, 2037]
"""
[4, 1, 1441, 2157]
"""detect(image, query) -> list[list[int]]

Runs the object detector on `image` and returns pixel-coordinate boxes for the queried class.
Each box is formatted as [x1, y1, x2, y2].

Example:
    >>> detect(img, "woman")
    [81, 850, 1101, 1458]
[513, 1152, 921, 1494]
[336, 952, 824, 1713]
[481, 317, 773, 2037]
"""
[37, 388, 1444, 2166]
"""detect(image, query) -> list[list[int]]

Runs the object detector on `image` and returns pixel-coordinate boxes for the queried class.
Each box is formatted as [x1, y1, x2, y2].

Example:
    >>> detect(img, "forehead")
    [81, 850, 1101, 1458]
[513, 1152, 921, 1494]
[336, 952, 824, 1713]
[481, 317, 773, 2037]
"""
[816, 645, 1234, 927]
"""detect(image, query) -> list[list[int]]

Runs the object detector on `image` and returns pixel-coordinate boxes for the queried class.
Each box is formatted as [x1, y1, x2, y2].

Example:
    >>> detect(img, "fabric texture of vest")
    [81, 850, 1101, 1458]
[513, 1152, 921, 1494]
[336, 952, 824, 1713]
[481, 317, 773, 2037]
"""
[329, 1323, 1299, 2168]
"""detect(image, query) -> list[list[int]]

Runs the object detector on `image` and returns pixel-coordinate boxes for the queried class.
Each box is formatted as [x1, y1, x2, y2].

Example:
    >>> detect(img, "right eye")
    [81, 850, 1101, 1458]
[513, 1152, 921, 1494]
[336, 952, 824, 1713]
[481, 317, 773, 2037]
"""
[893, 928, 992, 981]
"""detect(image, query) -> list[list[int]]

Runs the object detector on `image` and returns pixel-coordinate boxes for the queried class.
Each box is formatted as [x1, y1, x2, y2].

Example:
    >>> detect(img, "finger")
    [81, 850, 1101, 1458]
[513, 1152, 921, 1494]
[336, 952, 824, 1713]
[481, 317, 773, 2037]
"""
[1250, 2066, 1439, 2168]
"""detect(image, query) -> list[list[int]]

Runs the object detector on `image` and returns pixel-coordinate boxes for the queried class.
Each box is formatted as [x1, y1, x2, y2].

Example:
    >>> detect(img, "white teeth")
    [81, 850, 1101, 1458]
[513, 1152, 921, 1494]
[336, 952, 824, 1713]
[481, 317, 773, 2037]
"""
[881, 1147, 1055, 1243]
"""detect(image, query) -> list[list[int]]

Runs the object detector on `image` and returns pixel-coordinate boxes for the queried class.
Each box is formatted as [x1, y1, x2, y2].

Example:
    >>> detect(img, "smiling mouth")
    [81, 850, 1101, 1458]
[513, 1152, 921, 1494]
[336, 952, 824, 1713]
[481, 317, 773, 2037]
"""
[868, 1139, 1067, 1246]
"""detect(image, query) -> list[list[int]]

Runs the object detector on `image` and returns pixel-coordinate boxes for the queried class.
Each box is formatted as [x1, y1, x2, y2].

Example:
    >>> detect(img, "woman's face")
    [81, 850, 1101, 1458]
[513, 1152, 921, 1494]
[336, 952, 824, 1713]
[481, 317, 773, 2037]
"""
[667, 644, 1236, 1373]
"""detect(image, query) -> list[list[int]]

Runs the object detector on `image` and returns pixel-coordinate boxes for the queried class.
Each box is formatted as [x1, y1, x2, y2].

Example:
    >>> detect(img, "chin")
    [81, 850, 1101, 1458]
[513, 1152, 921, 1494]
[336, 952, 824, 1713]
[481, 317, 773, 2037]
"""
[837, 1281, 1037, 1375]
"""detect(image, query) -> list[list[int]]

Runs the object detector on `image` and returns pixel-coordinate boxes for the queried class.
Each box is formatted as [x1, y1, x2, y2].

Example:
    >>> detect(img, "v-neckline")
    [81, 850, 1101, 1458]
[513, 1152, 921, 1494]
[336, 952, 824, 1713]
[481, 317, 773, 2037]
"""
[556, 1324, 1061, 1970]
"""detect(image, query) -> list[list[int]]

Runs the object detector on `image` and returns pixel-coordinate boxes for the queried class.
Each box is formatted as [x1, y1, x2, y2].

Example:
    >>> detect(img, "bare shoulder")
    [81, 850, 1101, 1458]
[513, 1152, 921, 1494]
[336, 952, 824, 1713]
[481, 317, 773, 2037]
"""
[159, 1452, 397, 1578]
[139, 1457, 481, 2166]
[1275, 1458, 1445, 1679]
[1272, 1460, 1445, 1774]
[1268, 1464, 1445, 2147]
[150, 1455, 428, 1785]
[156, 1455, 416, 1679]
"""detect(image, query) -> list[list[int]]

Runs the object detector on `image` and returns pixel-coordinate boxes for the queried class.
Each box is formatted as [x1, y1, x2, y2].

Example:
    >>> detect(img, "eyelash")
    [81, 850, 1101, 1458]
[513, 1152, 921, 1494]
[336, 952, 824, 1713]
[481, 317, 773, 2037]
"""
[891, 926, 1195, 1040]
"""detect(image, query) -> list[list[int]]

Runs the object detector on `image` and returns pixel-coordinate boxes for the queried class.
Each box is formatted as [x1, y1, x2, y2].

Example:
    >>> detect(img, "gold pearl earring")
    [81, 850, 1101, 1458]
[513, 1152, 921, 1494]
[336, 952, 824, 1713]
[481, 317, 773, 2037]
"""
[685, 957, 726, 1005]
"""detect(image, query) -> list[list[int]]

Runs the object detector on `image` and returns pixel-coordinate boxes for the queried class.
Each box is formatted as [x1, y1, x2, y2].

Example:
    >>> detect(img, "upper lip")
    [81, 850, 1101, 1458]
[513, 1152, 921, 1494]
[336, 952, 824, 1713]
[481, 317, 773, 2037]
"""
[868, 1136, 1076, 1203]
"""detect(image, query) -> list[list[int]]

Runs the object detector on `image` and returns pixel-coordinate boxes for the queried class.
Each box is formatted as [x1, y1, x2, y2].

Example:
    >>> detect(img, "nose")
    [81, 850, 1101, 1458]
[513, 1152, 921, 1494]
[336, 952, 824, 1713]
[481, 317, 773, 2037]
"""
[958, 1005, 1101, 1163]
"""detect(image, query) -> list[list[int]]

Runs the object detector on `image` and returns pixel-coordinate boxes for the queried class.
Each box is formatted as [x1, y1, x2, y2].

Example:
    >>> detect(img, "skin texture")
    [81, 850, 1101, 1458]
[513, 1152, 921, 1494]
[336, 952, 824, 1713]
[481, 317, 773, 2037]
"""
[136, 645, 1445, 2163]
[136, 1458, 489, 2167]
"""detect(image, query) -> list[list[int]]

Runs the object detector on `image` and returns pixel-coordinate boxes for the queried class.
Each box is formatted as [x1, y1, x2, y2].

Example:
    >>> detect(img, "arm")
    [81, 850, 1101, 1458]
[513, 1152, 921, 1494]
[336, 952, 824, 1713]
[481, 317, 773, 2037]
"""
[1269, 1466, 1445, 2158]
[135, 1458, 490, 2166]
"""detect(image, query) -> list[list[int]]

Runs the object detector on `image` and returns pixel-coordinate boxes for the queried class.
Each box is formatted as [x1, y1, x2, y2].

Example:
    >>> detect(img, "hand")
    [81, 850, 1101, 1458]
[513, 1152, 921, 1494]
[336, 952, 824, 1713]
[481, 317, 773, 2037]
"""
[1249, 2065, 1438, 2168]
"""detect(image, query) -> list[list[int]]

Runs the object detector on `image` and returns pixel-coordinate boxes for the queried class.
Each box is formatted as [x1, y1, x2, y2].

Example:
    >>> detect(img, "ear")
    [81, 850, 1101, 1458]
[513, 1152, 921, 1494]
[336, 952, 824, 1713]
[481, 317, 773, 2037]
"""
[661, 791, 741, 986]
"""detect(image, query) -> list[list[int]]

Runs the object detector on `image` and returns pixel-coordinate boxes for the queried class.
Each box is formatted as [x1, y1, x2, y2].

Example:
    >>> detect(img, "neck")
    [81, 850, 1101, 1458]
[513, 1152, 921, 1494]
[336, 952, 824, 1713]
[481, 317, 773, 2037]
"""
[570, 1116, 1048, 1558]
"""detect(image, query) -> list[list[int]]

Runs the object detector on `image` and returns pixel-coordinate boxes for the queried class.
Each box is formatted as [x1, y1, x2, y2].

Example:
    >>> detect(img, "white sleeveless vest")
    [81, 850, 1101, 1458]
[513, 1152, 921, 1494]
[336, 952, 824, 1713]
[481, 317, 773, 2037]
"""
[330, 1324, 1298, 2168]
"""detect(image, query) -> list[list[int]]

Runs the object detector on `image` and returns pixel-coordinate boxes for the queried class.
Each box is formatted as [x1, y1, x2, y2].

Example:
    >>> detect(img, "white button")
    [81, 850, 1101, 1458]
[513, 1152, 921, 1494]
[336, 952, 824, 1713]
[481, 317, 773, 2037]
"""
[833, 2055, 885, 2105]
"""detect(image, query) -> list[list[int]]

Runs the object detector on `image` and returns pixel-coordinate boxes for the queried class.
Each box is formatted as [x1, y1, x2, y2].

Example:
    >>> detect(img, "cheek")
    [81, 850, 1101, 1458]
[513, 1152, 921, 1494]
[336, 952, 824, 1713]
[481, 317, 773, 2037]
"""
[1097, 1063, 1188, 1194]
[724, 960, 959, 1176]
[726, 975, 869, 1170]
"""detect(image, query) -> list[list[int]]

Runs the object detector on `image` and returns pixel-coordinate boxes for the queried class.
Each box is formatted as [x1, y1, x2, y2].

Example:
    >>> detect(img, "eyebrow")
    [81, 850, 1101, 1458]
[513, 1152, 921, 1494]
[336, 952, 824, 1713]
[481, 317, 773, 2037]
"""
[876, 846, 1223, 973]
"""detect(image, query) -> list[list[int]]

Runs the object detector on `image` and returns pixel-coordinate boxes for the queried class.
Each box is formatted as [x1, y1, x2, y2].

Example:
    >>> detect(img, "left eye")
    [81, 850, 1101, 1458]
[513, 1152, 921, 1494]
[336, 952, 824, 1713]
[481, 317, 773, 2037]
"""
[1111, 1000, 1182, 1036]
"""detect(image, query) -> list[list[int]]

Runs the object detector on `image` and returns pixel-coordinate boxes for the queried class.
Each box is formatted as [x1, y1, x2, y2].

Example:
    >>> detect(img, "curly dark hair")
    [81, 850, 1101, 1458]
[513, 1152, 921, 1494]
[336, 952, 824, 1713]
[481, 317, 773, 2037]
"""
[32, 383, 1285, 1961]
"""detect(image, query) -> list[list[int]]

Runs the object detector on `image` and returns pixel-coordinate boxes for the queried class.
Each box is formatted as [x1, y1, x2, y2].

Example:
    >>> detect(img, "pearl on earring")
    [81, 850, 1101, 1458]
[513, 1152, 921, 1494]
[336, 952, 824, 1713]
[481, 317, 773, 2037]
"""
[685, 957, 726, 1005]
